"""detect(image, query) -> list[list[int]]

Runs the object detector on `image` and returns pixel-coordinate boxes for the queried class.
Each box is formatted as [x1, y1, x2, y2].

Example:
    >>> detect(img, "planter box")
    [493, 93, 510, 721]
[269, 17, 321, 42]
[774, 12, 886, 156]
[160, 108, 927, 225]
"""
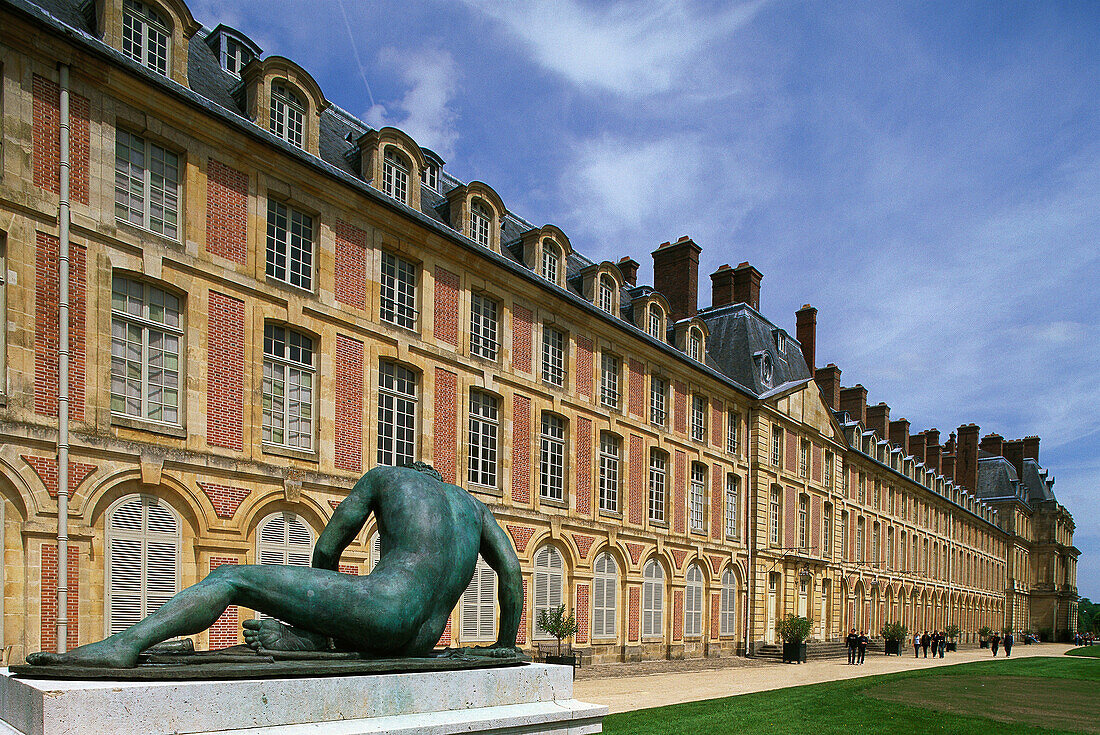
[782, 641, 807, 663]
[884, 640, 902, 656]
[946, 641, 958, 652]
[980, 641, 990, 648]
[543, 654, 577, 668]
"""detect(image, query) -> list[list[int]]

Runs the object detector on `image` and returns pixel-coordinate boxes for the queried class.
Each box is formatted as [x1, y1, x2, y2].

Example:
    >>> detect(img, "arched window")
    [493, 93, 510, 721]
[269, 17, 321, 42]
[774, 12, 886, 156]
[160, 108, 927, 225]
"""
[592, 552, 618, 639]
[598, 274, 615, 313]
[533, 546, 565, 639]
[541, 241, 560, 283]
[258, 512, 314, 567]
[270, 83, 305, 149]
[122, 0, 170, 76]
[383, 149, 411, 203]
[106, 494, 180, 635]
[684, 563, 704, 636]
[642, 559, 664, 638]
[469, 201, 491, 247]
[688, 328, 702, 361]
[647, 304, 663, 339]
[720, 568, 737, 635]
[460, 555, 497, 641]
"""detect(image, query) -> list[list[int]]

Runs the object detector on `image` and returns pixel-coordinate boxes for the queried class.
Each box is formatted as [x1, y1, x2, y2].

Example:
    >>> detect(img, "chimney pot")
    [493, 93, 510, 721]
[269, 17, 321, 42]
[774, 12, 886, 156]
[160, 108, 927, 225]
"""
[956, 424, 980, 495]
[652, 236, 702, 322]
[889, 418, 910, 454]
[731, 262, 763, 311]
[910, 431, 927, 464]
[838, 384, 868, 426]
[1022, 436, 1040, 463]
[979, 432, 1005, 458]
[617, 256, 639, 286]
[925, 429, 942, 473]
[795, 304, 818, 373]
[710, 265, 736, 308]
[866, 402, 890, 438]
[814, 364, 842, 411]
[1003, 439, 1025, 478]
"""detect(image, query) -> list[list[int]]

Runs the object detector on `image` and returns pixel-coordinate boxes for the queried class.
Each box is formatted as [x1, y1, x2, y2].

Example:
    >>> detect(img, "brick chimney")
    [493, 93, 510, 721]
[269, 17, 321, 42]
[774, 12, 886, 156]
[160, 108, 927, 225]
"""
[925, 429, 941, 473]
[979, 433, 1004, 458]
[941, 432, 957, 481]
[909, 432, 927, 464]
[1022, 436, 1040, 463]
[814, 364, 842, 411]
[795, 304, 817, 373]
[652, 236, 701, 322]
[732, 261, 762, 311]
[956, 424, 980, 495]
[866, 402, 890, 438]
[617, 256, 639, 287]
[889, 419, 910, 454]
[1003, 439, 1025, 478]
[710, 264, 735, 307]
[839, 385, 868, 426]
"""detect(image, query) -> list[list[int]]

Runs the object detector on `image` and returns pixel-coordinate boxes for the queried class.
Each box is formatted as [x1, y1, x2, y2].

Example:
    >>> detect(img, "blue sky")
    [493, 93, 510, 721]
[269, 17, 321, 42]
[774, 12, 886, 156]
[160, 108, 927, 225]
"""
[191, 0, 1099, 600]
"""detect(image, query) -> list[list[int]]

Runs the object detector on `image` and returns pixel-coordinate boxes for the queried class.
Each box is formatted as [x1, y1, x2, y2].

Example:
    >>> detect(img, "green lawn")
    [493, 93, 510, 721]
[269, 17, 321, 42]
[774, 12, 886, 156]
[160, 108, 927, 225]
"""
[1065, 647, 1100, 658]
[603, 656, 1100, 735]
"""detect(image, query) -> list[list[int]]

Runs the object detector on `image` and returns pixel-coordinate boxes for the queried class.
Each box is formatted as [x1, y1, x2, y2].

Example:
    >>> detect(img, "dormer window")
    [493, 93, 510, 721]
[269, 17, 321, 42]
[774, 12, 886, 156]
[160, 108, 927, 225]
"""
[598, 275, 615, 313]
[542, 242, 560, 283]
[383, 149, 411, 204]
[424, 163, 439, 192]
[775, 330, 788, 355]
[688, 329, 702, 361]
[123, 0, 170, 76]
[270, 83, 305, 148]
[648, 304, 662, 338]
[222, 37, 254, 77]
[470, 201, 491, 247]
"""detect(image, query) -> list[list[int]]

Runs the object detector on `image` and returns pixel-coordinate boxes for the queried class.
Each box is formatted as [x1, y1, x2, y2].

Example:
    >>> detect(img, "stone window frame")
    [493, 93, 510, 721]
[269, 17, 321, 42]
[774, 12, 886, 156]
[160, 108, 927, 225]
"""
[649, 374, 668, 427]
[447, 181, 506, 253]
[269, 82, 306, 149]
[467, 389, 500, 490]
[264, 195, 316, 293]
[598, 432, 622, 515]
[98, 0, 201, 85]
[648, 448, 668, 525]
[379, 250, 419, 332]
[242, 57, 329, 156]
[538, 411, 567, 503]
[376, 359, 419, 467]
[469, 291, 500, 361]
[261, 322, 318, 452]
[725, 473, 740, 540]
[518, 225, 573, 289]
[641, 558, 665, 639]
[719, 567, 738, 636]
[356, 128, 426, 209]
[684, 562, 705, 638]
[114, 127, 183, 241]
[689, 461, 707, 534]
[540, 324, 567, 389]
[591, 551, 619, 640]
[600, 351, 620, 410]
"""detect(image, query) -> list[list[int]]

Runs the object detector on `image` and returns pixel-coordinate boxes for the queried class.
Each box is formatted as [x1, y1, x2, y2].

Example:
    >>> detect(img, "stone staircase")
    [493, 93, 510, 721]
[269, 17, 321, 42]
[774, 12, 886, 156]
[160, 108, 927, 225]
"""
[753, 638, 885, 662]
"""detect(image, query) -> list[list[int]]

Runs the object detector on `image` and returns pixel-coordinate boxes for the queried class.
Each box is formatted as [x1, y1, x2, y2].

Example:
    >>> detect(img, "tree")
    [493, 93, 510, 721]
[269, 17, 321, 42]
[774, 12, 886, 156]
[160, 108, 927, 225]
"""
[881, 621, 908, 642]
[945, 624, 961, 642]
[536, 604, 578, 657]
[777, 614, 813, 643]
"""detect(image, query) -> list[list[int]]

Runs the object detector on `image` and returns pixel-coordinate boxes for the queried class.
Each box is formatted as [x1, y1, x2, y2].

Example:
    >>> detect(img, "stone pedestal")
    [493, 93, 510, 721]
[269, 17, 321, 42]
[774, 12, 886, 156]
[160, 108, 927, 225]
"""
[0, 664, 605, 735]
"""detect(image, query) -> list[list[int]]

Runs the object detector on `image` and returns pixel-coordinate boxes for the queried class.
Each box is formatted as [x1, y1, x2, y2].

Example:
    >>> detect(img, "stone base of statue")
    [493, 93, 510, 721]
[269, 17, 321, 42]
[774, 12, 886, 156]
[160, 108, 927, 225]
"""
[0, 662, 606, 734]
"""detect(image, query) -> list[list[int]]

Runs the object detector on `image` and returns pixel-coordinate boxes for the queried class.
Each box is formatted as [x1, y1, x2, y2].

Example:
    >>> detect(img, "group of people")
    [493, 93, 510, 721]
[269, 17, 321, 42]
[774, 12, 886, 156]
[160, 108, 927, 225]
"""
[1073, 632, 1095, 646]
[913, 630, 948, 658]
[988, 631, 1014, 657]
[845, 629, 870, 664]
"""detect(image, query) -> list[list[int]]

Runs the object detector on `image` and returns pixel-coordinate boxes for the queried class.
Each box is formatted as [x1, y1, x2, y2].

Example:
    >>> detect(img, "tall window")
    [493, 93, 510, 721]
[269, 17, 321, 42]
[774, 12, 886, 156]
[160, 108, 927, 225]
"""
[539, 413, 565, 501]
[690, 463, 706, 533]
[887, 526, 895, 569]
[858, 473, 866, 505]
[469, 293, 499, 360]
[824, 451, 833, 488]
[257, 512, 313, 566]
[771, 425, 782, 467]
[688, 329, 702, 361]
[769, 488, 781, 546]
[684, 564, 704, 636]
[650, 376, 667, 426]
[0, 234, 5, 396]
[856, 517, 865, 562]
[727, 411, 739, 454]
[647, 305, 662, 338]
[107, 494, 179, 635]
[469, 201, 491, 247]
[460, 556, 496, 641]
[598, 275, 615, 313]
[798, 495, 809, 549]
[599, 434, 620, 513]
[725, 474, 740, 539]
[642, 560, 664, 637]
[799, 441, 809, 478]
[600, 353, 620, 409]
[262, 325, 315, 449]
[649, 450, 667, 523]
[468, 391, 498, 488]
[592, 552, 618, 639]
[382, 148, 410, 203]
[266, 199, 314, 290]
[122, 0, 169, 75]
[841, 510, 850, 561]
[872, 523, 881, 565]
[423, 163, 439, 192]
[691, 395, 707, 442]
[379, 252, 417, 329]
[377, 361, 417, 466]
[532, 546, 564, 640]
[270, 83, 305, 148]
[541, 326, 565, 387]
[110, 276, 182, 424]
[220, 37, 253, 77]
[720, 568, 737, 636]
[115, 130, 180, 239]
[823, 503, 832, 557]
[541, 243, 560, 283]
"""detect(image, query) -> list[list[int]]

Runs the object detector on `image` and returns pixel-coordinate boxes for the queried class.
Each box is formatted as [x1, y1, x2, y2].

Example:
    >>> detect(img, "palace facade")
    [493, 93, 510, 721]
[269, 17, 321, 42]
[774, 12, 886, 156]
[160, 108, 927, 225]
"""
[0, 0, 1079, 664]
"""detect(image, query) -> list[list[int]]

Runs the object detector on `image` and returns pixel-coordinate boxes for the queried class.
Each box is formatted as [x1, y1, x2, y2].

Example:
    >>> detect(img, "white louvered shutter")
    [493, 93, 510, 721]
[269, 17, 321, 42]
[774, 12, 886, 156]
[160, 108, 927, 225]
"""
[460, 556, 497, 641]
[642, 561, 663, 638]
[256, 513, 314, 619]
[107, 495, 179, 635]
[370, 533, 381, 570]
[720, 569, 737, 635]
[533, 546, 564, 640]
[593, 552, 617, 639]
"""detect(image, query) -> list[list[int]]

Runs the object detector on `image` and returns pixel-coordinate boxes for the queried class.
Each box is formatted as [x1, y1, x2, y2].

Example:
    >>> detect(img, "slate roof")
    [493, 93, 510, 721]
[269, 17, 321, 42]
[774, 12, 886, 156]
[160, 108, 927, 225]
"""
[976, 452, 1059, 507]
[699, 302, 811, 395]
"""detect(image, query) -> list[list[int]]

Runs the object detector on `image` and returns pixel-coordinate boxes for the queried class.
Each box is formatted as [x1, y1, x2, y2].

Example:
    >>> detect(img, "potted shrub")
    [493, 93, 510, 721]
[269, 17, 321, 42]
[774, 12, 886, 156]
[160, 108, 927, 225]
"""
[978, 625, 992, 648]
[945, 624, 961, 652]
[880, 621, 908, 656]
[536, 604, 579, 666]
[777, 614, 812, 663]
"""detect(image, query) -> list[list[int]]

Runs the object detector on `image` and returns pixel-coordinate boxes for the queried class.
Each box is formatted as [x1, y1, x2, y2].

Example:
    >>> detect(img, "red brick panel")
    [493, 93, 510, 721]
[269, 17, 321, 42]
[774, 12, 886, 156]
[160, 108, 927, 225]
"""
[628, 586, 640, 642]
[436, 618, 452, 648]
[206, 159, 249, 263]
[511, 394, 531, 503]
[517, 578, 528, 645]
[673, 381, 687, 434]
[673, 589, 684, 641]
[512, 305, 533, 373]
[575, 583, 590, 644]
[198, 482, 250, 519]
[626, 543, 645, 566]
[628, 434, 644, 525]
[673, 450, 686, 533]
[334, 219, 368, 309]
[785, 487, 797, 548]
[786, 432, 798, 469]
[671, 549, 687, 570]
[207, 291, 244, 451]
[571, 533, 594, 560]
[433, 267, 460, 346]
[711, 401, 723, 447]
[432, 368, 457, 482]
[710, 592, 721, 640]
[208, 557, 239, 648]
[850, 513, 858, 561]
[507, 525, 535, 553]
[708, 554, 725, 577]
[628, 358, 644, 418]
[812, 496, 822, 555]
[32, 75, 89, 204]
[812, 443, 823, 483]
[339, 563, 359, 575]
[711, 463, 722, 540]
[335, 335, 365, 472]
[21, 455, 96, 498]
[576, 417, 593, 515]
[40, 544, 79, 652]
[576, 336, 593, 400]
[34, 234, 86, 421]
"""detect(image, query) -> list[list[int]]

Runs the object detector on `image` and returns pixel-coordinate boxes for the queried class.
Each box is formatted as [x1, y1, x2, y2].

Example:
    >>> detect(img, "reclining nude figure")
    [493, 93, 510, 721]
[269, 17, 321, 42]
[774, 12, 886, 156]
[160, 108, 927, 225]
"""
[28, 464, 523, 668]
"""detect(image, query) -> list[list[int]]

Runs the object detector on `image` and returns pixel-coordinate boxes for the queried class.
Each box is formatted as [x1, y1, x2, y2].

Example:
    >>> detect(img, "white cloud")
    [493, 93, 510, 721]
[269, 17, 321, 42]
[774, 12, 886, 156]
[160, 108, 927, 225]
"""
[364, 48, 460, 160]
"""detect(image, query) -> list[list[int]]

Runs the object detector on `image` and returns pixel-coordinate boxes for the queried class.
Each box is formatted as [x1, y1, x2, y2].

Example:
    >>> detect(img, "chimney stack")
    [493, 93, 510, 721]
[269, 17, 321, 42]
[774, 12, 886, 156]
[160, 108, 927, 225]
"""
[732, 261, 762, 311]
[889, 418, 911, 454]
[1003, 439, 1025, 478]
[941, 432, 957, 481]
[925, 429, 941, 473]
[617, 256, 639, 287]
[710, 264, 735, 308]
[956, 424, 980, 495]
[979, 432, 1004, 458]
[910, 431, 927, 464]
[839, 385, 868, 426]
[814, 364, 842, 411]
[1022, 436, 1040, 463]
[866, 402, 890, 438]
[795, 304, 817, 373]
[652, 236, 701, 322]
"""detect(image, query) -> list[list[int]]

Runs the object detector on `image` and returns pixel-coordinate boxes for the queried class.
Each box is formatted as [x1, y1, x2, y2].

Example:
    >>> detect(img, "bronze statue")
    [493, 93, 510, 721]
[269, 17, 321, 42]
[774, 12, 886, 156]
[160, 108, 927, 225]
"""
[28, 464, 523, 669]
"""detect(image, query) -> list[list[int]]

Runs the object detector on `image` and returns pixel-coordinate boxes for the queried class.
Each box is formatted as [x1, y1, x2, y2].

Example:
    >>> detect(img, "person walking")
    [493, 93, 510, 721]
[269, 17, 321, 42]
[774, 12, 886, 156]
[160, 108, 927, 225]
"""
[921, 631, 931, 658]
[937, 631, 946, 658]
[991, 632, 1001, 656]
[857, 630, 869, 665]
[913, 631, 921, 658]
[1004, 630, 1013, 657]
[846, 628, 859, 665]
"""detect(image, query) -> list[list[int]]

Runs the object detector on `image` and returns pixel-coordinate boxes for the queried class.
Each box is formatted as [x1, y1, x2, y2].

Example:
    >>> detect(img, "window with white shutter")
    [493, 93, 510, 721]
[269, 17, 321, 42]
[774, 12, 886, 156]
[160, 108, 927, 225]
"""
[460, 556, 497, 642]
[367, 532, 381, 571]
[642, 559, 664, 638]
[532, 545, 564, 640]
[106, 494, 180, 636]
[684, 564, 704, 637]
[720, 568, 737, 636]
[592, 552, 618, 639]
[256, 512, 314, 620]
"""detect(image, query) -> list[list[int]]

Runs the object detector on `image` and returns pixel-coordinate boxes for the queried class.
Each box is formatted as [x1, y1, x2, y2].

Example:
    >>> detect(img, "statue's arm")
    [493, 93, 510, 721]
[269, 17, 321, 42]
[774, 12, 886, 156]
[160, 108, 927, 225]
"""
[479, 506, 523, 649]
[313, 473, 375, 571]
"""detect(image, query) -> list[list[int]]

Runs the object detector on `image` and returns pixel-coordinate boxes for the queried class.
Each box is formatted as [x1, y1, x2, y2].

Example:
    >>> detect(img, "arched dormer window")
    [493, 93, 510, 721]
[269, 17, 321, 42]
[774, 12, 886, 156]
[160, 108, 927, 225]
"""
[542, 241, 560, 283]
[102, 0, 201, 85]
[205, 24, 262, 78]
[383, 148, 411, 204]
[673, 318, 709, 361]
[688, 328, 702, 360]
[270, 83, 305, 149]
[122, 0, 170, 75]
[648, 304, 663, 338]
[598, 275, 615, 313]
[357, 128, 427, 210]
[447, 182, 506, 252]
[519, 225, 572, 287]
[578, 262, 622, 314]
[470, 201, 491, 247]
[241, 56, 329, 156]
